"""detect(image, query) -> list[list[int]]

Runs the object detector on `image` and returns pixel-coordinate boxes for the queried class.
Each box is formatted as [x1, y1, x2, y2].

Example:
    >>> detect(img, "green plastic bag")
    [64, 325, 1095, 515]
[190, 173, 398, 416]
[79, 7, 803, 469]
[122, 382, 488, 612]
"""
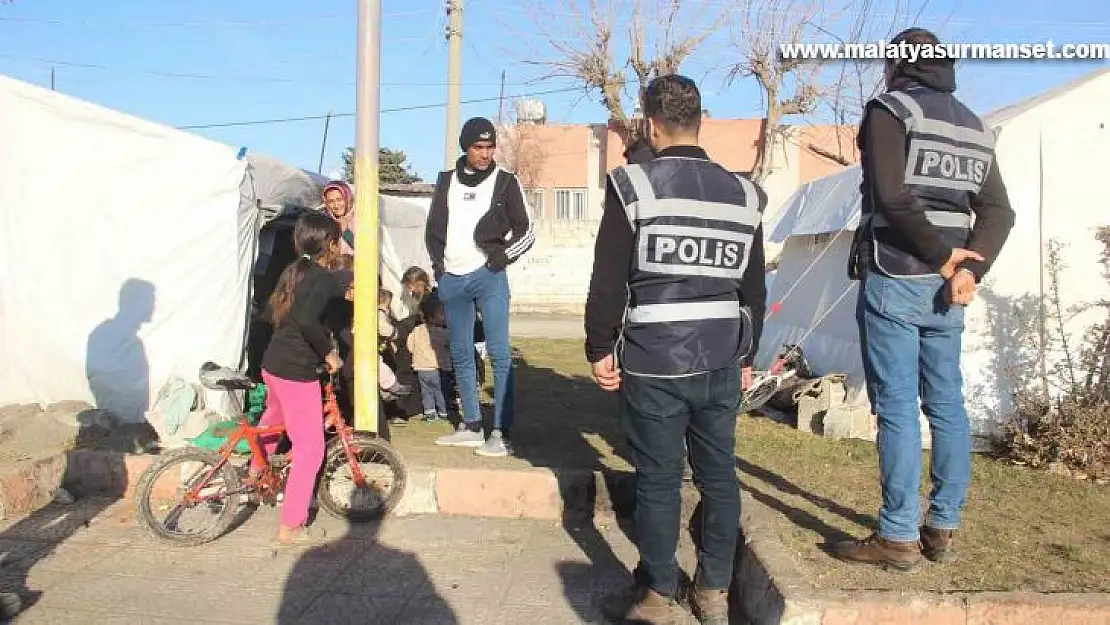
[188, 383, 267, 454]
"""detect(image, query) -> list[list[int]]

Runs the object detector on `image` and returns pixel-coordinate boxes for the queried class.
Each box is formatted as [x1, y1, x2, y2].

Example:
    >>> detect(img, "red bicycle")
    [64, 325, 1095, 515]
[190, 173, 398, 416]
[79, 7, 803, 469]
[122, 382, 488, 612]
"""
[134, 363, 406, 546]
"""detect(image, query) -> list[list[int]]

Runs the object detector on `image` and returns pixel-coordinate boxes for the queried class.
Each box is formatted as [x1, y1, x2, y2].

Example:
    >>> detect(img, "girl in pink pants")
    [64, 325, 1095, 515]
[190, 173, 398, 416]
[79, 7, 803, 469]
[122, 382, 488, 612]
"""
[254, 210, 346, 546]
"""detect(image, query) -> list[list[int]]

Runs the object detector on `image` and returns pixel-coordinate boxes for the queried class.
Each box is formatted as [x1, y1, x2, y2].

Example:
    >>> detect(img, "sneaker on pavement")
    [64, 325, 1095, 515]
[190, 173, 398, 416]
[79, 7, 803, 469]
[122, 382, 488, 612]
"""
[274, 523, 327, 548]
[920, 526, 955, 563]
[389, 416, 408, 427]
[421, 412, 438, 423]
[435, 423, 485, 447]
[832, 533, 923, 572]
[474, 429, 513, 457]
[599, 586, 677, 625]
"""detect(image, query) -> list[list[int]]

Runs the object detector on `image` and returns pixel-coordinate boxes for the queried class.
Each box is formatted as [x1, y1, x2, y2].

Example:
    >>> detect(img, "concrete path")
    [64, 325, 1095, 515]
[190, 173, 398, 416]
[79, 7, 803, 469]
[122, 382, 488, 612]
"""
[510, 314, 581, 339]
[0, 498, 703, 624]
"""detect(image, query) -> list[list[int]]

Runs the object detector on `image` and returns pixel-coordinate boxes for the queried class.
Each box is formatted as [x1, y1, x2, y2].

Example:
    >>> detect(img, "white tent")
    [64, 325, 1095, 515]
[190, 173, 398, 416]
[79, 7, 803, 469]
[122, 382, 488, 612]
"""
[349, 190, 431, 320]
[0, 75, 434, 423]
[757, 66, 1110, 439]
[0, 75, 261, 423]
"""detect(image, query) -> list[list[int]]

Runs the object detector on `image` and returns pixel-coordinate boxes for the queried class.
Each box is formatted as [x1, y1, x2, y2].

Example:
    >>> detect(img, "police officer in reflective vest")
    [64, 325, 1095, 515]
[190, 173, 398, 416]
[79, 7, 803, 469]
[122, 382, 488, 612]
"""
[836, 28, 1014, 571]
[585, 74, 767, 625]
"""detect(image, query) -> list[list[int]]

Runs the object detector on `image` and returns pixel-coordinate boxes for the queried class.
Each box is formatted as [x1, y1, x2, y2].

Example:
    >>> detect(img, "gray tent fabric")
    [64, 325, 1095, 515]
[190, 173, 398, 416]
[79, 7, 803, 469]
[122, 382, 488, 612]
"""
[246, 153, 331, 219]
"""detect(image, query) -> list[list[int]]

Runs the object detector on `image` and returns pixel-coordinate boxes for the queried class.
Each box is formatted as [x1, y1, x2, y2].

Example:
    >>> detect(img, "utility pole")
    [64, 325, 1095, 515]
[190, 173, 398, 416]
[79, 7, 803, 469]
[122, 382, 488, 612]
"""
[497, 69, 506, 125]
[443, 0, 462, 170]
[50, 67, 55, 91]
[317, 111, 332, 174]
[353, 0, 381, 434]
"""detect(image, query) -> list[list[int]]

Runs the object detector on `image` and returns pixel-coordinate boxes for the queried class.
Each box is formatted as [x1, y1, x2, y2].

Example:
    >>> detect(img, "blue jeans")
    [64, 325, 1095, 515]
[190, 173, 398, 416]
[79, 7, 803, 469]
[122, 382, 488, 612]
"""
[857, 271, 970, 542]
[437, 266, 515, 433]
[417, 370, 454, 416]
[621, 365, 742, 597]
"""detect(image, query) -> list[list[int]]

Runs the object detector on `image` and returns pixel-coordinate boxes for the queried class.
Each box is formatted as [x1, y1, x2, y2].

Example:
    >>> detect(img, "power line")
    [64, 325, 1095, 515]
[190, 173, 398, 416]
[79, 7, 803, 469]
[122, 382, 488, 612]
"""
[0, 53, 530, 87]
[176, 86, 582, 129]
[0, 11, 434, 27]
[465, 0, 1110, 31]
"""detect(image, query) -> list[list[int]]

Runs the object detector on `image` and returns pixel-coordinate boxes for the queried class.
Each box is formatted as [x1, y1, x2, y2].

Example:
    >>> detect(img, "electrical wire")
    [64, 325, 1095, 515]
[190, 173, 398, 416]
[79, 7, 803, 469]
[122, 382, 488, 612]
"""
[175, 86, 582, 129]
[0, 53, 530, 86]
[0, 11, 435, 27]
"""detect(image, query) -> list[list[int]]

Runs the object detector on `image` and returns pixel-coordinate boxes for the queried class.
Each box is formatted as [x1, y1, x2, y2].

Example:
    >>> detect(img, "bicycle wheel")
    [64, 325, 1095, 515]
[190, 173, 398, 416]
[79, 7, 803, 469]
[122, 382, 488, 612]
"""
[133, 447, 242, 546]
[317, 434, 407, 522]
[740, 376, 781, 414]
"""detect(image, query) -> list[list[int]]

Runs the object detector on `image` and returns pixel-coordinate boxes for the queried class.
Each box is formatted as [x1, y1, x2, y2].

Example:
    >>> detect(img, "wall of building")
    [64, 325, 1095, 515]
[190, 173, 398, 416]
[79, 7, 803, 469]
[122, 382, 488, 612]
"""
[502, 118, 859, 314]
[506, 124, 600, 221]
[507, 218, 599, 314]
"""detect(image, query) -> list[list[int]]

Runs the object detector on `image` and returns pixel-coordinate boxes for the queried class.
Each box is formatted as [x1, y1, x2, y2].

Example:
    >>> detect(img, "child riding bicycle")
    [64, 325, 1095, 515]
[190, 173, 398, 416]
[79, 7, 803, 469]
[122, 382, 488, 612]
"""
[255, 210, 346, 546]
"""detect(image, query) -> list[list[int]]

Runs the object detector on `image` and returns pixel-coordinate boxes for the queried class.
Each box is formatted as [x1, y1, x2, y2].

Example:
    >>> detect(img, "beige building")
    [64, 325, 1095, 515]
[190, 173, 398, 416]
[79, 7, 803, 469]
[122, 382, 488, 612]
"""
[498, 117, 859, 222]
[492, 115, 861, 315]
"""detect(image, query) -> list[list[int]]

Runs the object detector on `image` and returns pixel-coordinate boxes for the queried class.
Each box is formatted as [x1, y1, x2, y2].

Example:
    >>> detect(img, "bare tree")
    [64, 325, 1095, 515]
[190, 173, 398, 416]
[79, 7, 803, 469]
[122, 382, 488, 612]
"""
[495, 120, 548, 191]
[729, 0, 826, 183]
[728, 0, 932, 182]
[818, 0, 935, 159]
[512, 0, 727, 141]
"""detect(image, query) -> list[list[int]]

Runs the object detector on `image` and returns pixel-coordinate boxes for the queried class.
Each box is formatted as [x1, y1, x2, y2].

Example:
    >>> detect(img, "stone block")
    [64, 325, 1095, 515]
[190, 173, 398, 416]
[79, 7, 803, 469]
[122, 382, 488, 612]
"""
[821, 595, 966, 625]
[821, 404, 875, 441]
[435, 468, 563, 520]
[392, 468, 438, 516]
[0, 453, 68, 519]
[966, 593, 1110, 625]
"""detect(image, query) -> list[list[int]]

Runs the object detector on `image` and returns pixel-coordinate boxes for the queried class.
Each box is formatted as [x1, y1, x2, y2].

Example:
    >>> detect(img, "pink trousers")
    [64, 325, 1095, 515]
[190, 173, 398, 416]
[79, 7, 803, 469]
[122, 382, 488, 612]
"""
[254, 369, 325, 528]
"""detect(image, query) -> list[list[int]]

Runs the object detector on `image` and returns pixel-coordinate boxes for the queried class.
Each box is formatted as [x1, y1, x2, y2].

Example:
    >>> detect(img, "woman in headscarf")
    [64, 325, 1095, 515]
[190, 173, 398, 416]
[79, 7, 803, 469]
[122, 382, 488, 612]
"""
[321, 180, 355, 255]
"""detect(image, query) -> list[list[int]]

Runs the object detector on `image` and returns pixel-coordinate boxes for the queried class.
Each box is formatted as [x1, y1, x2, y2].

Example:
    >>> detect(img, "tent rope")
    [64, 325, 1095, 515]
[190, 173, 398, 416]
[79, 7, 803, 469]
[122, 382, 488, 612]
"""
[764, 206, 862, 321]
[760, 206, 863, 376]
[767, 282, 855, 374]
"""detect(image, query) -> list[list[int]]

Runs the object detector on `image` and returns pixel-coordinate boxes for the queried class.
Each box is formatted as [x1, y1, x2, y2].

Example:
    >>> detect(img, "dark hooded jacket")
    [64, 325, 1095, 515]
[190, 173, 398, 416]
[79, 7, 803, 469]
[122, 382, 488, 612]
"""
[852, 59, 1014, 281]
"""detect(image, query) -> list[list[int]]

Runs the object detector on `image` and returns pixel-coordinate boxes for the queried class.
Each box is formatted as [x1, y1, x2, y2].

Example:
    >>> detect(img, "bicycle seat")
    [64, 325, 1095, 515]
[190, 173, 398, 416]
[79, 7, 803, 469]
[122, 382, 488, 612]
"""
[199, 362, 254, 391]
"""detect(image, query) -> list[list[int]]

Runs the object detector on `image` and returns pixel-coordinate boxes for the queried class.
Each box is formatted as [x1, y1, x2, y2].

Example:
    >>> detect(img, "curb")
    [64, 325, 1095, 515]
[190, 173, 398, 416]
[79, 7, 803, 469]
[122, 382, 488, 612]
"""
[6, 450, 1110, 624]
[0, 454, 68, 520]
[1, 449, 638, 522]
[735, 497, 1110, 625]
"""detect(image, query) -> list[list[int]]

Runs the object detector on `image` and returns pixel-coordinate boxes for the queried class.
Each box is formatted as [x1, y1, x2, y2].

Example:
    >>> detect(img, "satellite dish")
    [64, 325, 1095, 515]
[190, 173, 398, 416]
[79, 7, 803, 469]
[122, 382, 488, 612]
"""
[515, 98, 546, 124]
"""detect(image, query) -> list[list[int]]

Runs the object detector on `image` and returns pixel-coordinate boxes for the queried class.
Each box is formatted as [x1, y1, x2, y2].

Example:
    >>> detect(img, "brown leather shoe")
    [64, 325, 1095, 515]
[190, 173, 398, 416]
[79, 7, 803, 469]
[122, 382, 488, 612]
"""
[599, 586, 676, 624]
[920, 526, 955, 562]
[689, 587, 729, 625]
[833, 533, 924, 572]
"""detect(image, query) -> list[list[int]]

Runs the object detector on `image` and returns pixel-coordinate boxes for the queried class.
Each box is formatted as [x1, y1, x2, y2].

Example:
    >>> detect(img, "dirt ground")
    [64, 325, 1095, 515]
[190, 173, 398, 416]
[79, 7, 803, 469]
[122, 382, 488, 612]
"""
[393, 338, 1110, 593]
[0, 402, 158, 470]
[387, 337, 633, 473]
[0, 404, 80, 468]
[736, 416, 1110, 593]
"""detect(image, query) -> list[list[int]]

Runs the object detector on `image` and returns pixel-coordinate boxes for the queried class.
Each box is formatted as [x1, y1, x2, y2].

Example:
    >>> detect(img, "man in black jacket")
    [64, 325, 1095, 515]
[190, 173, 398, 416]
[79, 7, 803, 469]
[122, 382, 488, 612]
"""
[425, 117, 535, 458]
[834, 28, 1014, 571]
[586, 75, 766, 625]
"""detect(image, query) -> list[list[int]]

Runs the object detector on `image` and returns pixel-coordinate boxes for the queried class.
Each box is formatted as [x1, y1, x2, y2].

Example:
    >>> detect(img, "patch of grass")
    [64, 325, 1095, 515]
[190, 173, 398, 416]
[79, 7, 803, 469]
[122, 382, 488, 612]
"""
[508, 338, 1110, 593]
[737, 417, 1110, 592]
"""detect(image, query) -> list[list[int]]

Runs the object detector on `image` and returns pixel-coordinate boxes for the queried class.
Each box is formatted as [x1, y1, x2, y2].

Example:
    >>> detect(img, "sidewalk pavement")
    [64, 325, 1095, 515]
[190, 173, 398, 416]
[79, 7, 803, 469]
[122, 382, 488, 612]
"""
[510, 314, 582, 339]
[0, 497, 705, 624]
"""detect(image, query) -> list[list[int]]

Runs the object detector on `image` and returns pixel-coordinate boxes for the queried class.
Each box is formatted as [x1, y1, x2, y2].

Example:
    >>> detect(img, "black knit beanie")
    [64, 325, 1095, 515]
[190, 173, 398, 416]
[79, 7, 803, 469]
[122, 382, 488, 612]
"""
[459, 117, 497, 151]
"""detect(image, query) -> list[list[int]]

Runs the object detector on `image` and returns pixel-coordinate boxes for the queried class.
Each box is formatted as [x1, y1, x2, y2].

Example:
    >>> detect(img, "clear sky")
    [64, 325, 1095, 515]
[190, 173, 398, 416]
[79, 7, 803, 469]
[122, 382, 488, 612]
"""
[1, 0, 1106, 181]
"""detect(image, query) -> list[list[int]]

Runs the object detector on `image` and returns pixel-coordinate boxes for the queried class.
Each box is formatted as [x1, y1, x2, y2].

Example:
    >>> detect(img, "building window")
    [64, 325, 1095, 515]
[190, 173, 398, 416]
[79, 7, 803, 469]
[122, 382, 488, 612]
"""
[523, 188, 545, 220]
[554, 188, 587, 220]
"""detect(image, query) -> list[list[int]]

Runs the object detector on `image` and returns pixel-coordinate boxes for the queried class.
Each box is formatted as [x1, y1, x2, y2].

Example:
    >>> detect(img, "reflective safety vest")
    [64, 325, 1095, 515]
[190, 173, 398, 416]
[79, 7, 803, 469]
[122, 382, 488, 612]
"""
[858, 86, 994, 278]
[608, 156, 765, 377]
